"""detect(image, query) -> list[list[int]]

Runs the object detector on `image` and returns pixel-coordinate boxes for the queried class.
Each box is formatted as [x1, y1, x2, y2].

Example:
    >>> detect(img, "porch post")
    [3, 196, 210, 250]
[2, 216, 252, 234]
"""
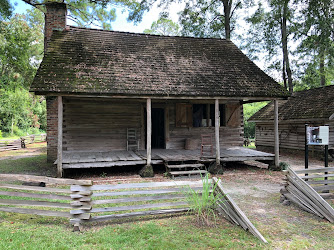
[215, 99, 220, 165]
[274, 99, 279, 168]
[146, 98, 152, 166]
[57, 96, 63, 177]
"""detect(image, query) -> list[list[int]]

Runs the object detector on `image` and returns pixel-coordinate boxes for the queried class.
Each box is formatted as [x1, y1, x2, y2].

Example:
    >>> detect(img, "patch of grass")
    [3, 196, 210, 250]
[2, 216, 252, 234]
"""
[185, 175, 219, 226]
[0, 154, 55, 177]
[0, 213, 264, 249]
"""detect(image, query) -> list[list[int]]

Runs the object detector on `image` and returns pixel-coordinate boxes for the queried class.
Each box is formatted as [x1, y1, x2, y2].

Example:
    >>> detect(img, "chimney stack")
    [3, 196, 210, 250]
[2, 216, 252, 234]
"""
[44, 2, 67, 52]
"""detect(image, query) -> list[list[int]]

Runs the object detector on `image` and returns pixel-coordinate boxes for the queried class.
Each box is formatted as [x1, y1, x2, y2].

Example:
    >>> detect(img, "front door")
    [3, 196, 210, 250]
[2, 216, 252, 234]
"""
[152, 108, 165, 149]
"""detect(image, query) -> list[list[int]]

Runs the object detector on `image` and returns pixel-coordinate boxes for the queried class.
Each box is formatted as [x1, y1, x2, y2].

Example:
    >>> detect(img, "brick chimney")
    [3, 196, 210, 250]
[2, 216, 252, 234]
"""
[44, 2, 67, 52]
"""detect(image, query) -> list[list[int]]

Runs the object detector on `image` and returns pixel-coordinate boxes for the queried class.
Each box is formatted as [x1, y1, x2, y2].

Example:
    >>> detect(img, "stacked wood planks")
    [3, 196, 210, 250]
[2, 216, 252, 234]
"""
[280, 168, 334, 223]
[212, 177, 267, 243]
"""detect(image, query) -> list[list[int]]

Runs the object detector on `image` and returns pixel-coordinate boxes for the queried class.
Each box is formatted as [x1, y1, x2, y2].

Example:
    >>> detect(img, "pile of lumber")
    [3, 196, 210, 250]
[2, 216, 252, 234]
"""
[280, 167, 334, 223]
[212, 177, 267, 243]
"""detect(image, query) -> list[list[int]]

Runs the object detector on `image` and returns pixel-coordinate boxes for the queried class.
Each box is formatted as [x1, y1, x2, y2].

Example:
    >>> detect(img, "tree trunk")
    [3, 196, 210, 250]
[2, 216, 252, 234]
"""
[319, 46, 325, 86]
[282, 56, 287, 89]
[11, 116, 14, 135]
[223, 0, 232, 40]
[281, 0, 293, 93]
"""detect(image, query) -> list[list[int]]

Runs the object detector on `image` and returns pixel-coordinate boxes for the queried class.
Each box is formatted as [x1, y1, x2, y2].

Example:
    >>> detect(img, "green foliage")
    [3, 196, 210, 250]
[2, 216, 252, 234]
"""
[0, 0, 12, 20]
[185, 174, 219, 226]
[0, 8, 46, 136]
[294, 0, 334, 88]
[66, 0, 116, 30]
[0, 130, 2, 139]
[279, 161, 289, 170]
[144, 15, 180, 36]
[243, 0, 294, 91]
[243, 102, 268, 139]
[0, 88, 46, 136]
[0, 8, 44, 89]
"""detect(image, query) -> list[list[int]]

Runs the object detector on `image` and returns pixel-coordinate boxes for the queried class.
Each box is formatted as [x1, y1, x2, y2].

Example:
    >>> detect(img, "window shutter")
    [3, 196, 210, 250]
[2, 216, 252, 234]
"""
[226, 103, 240, 128]
[176, 103, 193, 127]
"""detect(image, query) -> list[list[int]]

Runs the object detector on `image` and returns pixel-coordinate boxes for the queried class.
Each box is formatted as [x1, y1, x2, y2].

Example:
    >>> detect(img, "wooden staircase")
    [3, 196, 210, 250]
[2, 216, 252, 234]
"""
[165, 162, 208, 179]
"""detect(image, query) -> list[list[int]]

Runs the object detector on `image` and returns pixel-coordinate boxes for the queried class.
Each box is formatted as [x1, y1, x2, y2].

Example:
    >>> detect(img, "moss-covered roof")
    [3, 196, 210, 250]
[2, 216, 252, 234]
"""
[31, 26, 289, 98]
[249, 85, 334, 122]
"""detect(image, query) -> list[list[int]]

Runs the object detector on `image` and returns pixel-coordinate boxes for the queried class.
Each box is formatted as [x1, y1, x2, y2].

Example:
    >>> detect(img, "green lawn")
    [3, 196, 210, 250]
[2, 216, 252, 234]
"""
[0, 213, 264, 249]
[0, 154, 55, 177]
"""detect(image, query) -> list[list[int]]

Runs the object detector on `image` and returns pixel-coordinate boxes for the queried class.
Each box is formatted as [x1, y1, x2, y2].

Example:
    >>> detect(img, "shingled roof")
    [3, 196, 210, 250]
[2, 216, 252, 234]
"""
[31, 26, 289, 98]
[249, 85, 334, 122]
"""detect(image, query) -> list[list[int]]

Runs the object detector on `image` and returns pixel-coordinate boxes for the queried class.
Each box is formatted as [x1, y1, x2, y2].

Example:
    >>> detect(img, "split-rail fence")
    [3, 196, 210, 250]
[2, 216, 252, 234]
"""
[0, 174, 267, 243]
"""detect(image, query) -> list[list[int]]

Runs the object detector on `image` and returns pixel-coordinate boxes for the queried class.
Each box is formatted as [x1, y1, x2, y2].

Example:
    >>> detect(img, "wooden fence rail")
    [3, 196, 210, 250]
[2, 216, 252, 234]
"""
[0, 174, 91, 221]
[0, 134, 46, 152]
[0, 174, 267, 242]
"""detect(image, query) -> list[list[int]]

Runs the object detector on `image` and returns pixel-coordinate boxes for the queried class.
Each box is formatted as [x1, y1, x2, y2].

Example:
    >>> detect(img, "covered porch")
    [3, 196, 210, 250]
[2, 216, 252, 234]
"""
[54, 96, 280, 177]
[60, 147, 274, 170]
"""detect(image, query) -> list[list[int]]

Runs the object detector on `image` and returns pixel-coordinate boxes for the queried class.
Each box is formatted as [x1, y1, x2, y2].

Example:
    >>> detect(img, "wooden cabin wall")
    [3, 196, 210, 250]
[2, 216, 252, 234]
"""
[166, 102, 243, 149]
[329, 120, 334, 147]
[63, 98, 142, 152]
[255, 121, 334, 151]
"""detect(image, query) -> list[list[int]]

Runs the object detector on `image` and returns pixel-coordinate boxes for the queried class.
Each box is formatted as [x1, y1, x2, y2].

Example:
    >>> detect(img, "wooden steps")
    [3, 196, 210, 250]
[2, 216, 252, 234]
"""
[166, 162, 208, 179]
[167, 163, 204, 169]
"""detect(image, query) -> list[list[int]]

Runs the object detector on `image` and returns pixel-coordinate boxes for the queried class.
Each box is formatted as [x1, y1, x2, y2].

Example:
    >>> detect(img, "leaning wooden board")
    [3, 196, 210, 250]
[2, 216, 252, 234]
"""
[280, 167, 334, 223]
[212, 177, 267, 243]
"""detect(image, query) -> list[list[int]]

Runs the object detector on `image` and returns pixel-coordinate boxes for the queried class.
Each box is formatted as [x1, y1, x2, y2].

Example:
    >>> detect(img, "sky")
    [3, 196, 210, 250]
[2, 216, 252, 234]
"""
[10, 0, 181, 33]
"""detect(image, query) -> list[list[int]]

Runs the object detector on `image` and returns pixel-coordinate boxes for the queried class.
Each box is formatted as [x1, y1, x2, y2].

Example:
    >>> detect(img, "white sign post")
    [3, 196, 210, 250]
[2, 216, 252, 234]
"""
[305, 125, 330, 185]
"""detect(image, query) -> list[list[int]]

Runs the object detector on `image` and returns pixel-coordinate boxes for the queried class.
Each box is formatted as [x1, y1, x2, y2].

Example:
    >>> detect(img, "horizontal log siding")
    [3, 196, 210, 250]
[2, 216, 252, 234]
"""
[167, 102, 243, 150]
[329, 120, 334, 147]
[63, 98, 142, 152]
[255, 121, 334, 151]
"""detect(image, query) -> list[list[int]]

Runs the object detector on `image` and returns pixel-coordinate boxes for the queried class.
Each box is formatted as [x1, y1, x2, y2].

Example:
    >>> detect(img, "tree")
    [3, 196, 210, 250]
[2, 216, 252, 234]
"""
[295, 0, 334, 88]
[0, 8, 44, 89]
[0, 8, 46, 135]
[0, 88, 46, 135]
[119, 0, 251, 40]
[245, 0, 294, 93]
[0, 0, 12, 20]
[179, 0, 245, 39]
[144, 15, 180, 36]
[21, 0, 116, 30]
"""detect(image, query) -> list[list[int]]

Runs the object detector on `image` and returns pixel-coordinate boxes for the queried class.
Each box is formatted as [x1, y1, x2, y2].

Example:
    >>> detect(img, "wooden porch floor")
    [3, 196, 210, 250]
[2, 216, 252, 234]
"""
[61, 147, 274, 169]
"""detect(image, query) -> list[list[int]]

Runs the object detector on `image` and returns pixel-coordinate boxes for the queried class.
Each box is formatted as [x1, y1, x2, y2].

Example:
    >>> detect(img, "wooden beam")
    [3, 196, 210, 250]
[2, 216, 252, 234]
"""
[146, 98, 152, 166]
[41, 93, 288, 101]
[274, 99, 279, 168]
[140, 104, 145, 150]
[57, 96, 63, 177]
[215, 99, 220, 164]
[164, 105, 169, 148]
[206, 104, 210, 127]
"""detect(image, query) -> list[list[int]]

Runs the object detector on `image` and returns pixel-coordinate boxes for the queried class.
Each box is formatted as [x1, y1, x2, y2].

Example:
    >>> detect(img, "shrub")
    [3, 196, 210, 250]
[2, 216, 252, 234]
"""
[0, 130, 2, 139]
[279, 161, 290, 170]
[185, 174, 220, 226]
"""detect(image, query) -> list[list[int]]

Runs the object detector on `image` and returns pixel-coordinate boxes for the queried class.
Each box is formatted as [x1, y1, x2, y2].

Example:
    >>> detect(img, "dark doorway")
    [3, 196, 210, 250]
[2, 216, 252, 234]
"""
[152, 108, 165, 149]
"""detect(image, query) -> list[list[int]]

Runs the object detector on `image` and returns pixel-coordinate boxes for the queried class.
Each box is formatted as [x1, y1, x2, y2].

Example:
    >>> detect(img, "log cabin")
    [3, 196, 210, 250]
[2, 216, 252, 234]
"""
[249, 85, 334, 157]
[30, 3, 289, 177]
